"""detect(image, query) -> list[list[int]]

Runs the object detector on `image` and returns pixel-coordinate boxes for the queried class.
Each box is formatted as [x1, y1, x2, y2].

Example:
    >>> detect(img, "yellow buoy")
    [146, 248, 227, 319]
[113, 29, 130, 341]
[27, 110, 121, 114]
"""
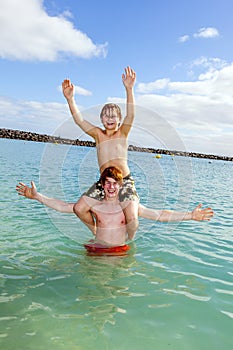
[153, 154, 162, 159]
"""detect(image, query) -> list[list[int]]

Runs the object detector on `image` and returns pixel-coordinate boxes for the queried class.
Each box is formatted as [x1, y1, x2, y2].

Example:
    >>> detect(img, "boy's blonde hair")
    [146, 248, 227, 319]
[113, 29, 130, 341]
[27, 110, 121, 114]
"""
[100, 103, 122, 122]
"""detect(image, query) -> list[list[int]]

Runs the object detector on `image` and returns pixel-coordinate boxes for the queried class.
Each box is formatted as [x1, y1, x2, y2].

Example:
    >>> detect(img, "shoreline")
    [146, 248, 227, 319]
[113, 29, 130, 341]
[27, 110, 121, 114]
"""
[1, 128, 232, 162]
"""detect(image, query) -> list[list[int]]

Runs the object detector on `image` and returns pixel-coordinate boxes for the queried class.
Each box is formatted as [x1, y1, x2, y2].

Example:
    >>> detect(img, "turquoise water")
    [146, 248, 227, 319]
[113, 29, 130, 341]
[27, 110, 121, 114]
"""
[0, 138, 232, 350]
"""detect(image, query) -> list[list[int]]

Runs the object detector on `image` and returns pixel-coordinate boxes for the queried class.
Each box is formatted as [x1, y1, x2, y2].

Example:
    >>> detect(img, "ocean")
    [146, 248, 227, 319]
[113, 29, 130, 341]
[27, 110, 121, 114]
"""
[0, 138, 232, 350]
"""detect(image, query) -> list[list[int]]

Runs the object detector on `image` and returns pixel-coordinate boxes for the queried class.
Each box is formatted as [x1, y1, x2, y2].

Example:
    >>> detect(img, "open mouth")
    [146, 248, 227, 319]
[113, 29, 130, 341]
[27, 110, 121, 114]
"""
[107, 189, 116, 195]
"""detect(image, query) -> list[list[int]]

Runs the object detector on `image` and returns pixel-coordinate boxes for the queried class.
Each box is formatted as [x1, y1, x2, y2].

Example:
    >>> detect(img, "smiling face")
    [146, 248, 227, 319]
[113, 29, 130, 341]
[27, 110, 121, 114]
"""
[103, 177, 121, 200]
[100, 104, 122, 130]
[100, 166, 123, 201]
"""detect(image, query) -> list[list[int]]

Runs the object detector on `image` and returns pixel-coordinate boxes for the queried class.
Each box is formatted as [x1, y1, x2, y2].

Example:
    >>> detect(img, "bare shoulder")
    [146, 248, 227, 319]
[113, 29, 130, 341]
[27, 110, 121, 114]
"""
[86, 124, 104, 141]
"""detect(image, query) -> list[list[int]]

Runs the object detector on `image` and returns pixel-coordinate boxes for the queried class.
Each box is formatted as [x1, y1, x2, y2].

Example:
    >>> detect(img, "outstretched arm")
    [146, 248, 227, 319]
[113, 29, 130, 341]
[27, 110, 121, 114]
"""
[138, 203, 214, 222]
[62, 79, 98, 138]
[121, 66, 136, 135]
[16, 182, 74, 213]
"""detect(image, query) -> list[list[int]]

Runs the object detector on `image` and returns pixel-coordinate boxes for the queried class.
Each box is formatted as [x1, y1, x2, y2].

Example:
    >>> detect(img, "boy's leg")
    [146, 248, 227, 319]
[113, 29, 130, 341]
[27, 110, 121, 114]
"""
[73, 195, 99, 235]
[120, 200, 139, 240]
[74, 180, 104, 235]
[119, 174, 139, 240]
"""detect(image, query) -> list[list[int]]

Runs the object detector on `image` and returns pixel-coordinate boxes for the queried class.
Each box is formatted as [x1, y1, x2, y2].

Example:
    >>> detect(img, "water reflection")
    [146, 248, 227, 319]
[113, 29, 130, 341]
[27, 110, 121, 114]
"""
[72, 244, 137, 331]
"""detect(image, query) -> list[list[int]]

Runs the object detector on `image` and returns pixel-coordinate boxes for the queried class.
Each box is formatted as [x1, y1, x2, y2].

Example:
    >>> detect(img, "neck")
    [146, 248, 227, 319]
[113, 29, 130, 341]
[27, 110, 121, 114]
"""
[103, 196, 119, 203]
[104, 128, 118, 136]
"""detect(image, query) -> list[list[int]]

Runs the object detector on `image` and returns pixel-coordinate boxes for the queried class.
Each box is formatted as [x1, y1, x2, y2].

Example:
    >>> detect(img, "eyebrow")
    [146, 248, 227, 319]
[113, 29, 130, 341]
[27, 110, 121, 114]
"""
[105, 179, 118, 184]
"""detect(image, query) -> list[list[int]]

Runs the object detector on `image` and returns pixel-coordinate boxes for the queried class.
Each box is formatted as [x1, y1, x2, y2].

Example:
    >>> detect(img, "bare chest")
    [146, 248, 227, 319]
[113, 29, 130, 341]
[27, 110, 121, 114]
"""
[97, 134, 128, 161]
[92, 203, 126, 227]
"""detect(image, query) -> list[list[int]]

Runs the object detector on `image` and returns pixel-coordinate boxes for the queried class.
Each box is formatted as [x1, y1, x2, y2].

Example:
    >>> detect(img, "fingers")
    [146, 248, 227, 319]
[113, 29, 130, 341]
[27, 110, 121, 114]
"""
[197, 204, 214, 215]
[124, 66, 135, 75]
[16, 182, 31, 195]
[200, 208, 214, 221]
[16, 183, 26, 196]
[62, 79, 70, 85]
[62, 79, 72, 90]
[122, 66, 136, 80]
[201, 208, 214, 215]
[193, 204, 214, 221]
[124, 66, 131, 76]
[16, 183, 25, 191]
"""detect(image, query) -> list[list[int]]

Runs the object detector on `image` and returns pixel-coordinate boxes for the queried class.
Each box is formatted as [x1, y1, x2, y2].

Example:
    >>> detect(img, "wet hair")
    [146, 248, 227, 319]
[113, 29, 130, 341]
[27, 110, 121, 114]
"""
[100, 166, 123, 186]
[100, 103, 122, 122]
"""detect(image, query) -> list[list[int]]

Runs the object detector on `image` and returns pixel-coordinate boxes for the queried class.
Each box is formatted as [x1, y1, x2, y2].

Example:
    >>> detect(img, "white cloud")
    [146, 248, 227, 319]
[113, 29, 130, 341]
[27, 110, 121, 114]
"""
[74, 85, 92, 96]
[179, 35, 190, 43]
[193, 27, 219, 39]
[137, 79, 170, 93]
[190, 57, 226, 71]
[0, 96, 69, 134]
[0, 95, 96, 139]
[1, 61, 233, 157]
[174, 56, 227, 81]
[0, 0, 107, 61]
[179, 27, 219, 44]
[181, 132, 233, 156]
[134, 62, 233, 157]
[58, 84, 92, 96]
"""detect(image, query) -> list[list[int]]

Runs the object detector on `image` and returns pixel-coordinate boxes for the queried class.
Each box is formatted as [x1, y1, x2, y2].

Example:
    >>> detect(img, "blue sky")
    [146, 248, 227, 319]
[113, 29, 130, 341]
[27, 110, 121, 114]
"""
[1, 0, 233, 156]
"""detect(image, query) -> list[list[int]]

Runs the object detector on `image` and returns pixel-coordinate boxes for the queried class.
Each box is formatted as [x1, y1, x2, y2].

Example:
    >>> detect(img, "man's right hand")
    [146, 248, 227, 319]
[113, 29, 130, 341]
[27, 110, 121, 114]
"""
[16, 181, 38, 200]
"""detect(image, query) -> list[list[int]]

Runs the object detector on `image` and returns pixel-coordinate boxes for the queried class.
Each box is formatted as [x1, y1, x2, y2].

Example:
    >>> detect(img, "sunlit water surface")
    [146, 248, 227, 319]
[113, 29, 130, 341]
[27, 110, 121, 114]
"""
[0, 139, 232, 350]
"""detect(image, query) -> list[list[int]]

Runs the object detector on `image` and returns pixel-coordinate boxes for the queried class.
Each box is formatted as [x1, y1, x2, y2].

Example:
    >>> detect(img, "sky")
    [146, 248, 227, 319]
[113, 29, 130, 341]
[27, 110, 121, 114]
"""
[0, 0, 233, 157]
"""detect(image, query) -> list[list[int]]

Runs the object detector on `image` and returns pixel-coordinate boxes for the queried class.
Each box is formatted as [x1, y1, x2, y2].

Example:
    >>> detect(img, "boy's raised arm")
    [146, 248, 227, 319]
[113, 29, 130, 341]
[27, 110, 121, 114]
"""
[121, 66, 136, 135]
[16, 182, 74, 213]
[62, 79, 98, 138]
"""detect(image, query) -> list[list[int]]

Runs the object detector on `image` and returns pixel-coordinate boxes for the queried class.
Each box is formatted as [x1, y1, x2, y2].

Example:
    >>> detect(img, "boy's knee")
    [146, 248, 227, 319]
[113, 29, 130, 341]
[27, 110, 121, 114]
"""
[73, 198, 87, 217]
[122, 202, 138, 220]
[73, 196, 94, 217]
[126, 214, 139, 227]
[73, 202, 81, 216]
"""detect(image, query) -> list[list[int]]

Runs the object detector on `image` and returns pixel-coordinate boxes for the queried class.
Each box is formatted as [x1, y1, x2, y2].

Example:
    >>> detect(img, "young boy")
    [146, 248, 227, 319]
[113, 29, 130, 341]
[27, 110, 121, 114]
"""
[62, 67, 139, 239]
[16, 167, 214, 247]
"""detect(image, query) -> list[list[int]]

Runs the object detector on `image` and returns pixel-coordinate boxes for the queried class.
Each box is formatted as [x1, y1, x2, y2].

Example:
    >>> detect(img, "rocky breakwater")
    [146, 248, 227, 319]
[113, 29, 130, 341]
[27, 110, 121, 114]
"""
[0, 128, 95, 147]
[1, 128, 232, 162]
[128, 145, 233, 162]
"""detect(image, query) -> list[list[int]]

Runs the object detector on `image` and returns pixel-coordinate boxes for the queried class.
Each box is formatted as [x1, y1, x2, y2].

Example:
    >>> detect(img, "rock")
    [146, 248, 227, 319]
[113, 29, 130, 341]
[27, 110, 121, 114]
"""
[0, 128, 232, 162]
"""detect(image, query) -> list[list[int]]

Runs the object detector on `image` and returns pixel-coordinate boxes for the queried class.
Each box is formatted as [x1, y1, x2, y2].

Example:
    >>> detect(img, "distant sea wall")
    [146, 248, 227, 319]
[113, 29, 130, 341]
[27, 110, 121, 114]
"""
[1, 128, 232, 162]
[0, 128, 95, 147]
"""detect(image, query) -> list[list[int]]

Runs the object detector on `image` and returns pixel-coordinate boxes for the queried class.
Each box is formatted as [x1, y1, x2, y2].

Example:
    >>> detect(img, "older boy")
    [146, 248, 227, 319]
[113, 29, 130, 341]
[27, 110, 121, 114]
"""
[16, 167, 128, 246]
[62, 66, 139, 239]
[16, 167, 214, 247]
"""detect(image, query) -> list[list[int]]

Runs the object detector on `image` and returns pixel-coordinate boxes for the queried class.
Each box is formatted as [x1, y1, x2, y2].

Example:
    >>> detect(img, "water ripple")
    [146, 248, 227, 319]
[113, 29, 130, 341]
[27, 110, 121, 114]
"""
[163, 288, 211, 301]
[1, 140, 232, 350]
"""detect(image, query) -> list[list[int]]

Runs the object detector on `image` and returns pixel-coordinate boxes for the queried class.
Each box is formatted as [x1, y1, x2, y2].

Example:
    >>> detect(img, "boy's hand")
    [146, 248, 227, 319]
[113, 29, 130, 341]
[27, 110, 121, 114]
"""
[62, 79, 75, 100]
[16, 181, 38, 200]
[122, 66, 136, 89]
[192, 204, 214, 221]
